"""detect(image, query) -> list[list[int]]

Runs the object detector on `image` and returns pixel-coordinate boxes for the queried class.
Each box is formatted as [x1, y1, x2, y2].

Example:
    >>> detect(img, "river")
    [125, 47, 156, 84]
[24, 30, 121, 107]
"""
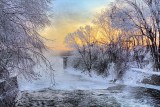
[17, 52, 160, 107]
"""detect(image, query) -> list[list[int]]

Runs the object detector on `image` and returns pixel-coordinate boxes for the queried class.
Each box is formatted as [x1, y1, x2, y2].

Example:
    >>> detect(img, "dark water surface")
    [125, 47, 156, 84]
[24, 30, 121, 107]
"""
[16, 85, 160, 107]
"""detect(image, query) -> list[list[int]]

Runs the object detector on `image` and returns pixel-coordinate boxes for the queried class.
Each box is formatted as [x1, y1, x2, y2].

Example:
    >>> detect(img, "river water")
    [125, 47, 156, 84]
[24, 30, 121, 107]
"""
[17, 53, 160, 107]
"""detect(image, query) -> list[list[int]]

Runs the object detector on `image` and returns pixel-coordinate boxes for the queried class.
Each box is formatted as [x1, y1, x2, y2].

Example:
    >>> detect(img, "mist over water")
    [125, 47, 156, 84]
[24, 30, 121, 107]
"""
[17, 51, 160, 106]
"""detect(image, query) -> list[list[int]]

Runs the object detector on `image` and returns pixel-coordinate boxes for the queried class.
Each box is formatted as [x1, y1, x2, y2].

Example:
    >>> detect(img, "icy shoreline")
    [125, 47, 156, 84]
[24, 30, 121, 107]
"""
[16, 85, 160, 107]
[17, 55, 160, 106]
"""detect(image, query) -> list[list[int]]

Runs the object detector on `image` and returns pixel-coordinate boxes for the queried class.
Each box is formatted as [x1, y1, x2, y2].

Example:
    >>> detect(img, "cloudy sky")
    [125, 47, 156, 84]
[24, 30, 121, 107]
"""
[41, 0, 112, 51]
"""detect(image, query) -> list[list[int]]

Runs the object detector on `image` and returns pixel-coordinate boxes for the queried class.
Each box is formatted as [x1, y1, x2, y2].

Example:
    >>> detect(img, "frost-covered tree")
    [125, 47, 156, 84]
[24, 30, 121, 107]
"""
[93, 11, 130, 78]
[0, 0, 53, 106]
[109, 0, 160, 71]
[65, 26, 98, 75]
[0, 0, 53, 80]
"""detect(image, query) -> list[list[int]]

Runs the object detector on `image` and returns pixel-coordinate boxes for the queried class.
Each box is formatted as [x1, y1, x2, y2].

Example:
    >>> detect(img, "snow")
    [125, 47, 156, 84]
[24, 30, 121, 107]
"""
[131, 68, 160, 76]
[17, 51, 160, 107]
[17, 52, 115, 91]
[55, 68, 115, 90]
[120, 67, 160, 90]
[18, 51, 160, 91]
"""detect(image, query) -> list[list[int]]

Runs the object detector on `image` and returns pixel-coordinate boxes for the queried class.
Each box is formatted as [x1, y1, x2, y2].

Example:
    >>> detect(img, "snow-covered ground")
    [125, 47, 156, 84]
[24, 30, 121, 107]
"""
[17, 51, 160, 106]
[17, 50, 160, 91]
[18, 56, 115, 91]
[121, 68, 160, 90]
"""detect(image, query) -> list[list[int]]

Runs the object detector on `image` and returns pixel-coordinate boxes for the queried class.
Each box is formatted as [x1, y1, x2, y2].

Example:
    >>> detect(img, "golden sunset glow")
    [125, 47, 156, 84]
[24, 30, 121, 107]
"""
[40, 0, 112, 51]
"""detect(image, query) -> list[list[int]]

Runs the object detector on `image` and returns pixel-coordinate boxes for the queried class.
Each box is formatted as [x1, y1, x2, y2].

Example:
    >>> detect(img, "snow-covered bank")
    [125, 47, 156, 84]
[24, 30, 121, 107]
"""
[120, 68, 160, 90]
[18, 57, 115, 91]
[18, 52, 160, 91]
[131, 68, 160, 76]
[17, 53, 160, 106]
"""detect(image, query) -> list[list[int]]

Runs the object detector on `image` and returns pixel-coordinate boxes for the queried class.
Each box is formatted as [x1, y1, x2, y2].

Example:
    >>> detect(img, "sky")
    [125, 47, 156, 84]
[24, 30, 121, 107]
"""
[40, 0, 113, 51]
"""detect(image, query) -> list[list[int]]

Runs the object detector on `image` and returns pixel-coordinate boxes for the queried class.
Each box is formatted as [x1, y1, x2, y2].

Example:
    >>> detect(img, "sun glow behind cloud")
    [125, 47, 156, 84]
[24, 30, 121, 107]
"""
[40, 0, 113, 51]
